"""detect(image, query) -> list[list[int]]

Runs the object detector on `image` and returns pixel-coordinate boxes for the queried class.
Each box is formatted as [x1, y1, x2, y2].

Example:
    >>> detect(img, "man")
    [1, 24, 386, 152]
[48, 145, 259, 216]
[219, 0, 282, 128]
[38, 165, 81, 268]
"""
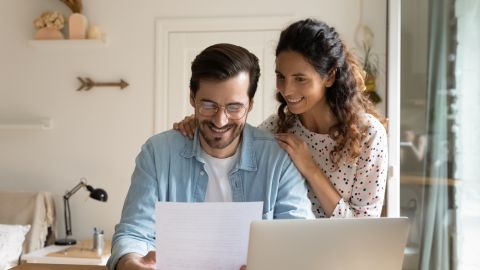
[108, 43, 313, 270]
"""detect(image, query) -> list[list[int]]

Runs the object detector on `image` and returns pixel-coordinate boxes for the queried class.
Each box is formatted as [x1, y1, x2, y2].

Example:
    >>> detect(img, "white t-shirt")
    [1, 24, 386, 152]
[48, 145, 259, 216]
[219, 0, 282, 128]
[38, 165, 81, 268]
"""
[203, 150, 239, 202]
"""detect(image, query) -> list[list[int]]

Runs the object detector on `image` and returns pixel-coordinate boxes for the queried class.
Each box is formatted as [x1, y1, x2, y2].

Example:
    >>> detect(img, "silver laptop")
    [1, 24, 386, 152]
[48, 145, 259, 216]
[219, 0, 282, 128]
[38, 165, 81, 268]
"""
[246, 217, 409, 270]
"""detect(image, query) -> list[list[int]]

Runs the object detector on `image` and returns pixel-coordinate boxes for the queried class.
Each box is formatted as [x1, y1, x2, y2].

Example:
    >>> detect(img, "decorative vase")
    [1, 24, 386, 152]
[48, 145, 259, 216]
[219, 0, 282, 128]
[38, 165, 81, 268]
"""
[364, 73, 376, 93]
[69, 13, 88, 39]
[34, 27, 64, 40]
[364, 73, 381, 104]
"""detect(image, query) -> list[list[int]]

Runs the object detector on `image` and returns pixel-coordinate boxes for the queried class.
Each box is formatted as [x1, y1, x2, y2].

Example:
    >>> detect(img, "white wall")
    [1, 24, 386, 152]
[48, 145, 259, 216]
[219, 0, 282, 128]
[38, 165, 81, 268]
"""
[0, 0, 387, 241]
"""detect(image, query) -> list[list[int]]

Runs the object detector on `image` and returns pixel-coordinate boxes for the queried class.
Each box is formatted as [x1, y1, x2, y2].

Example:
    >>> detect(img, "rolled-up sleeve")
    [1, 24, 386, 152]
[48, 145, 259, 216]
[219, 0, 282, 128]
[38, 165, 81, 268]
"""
[107, 141, 158, 269]
[330, 121, 388, 218]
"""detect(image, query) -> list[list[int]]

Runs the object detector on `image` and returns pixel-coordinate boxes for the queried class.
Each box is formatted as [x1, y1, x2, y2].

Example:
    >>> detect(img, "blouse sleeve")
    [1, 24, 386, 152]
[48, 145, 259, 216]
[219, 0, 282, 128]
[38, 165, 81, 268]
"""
[257, 114, 279, 133]
[331, 116, 388, 218]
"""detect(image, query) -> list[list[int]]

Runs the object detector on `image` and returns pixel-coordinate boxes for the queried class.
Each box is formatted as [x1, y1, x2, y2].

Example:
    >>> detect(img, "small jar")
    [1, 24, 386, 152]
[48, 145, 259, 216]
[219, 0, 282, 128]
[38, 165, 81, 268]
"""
[93, 228, 105, 256]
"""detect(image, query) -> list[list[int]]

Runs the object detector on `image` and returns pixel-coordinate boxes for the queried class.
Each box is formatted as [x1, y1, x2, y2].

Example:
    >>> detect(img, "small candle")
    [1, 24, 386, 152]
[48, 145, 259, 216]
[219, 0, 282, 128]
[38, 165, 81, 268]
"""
[87, 25, 102, 40]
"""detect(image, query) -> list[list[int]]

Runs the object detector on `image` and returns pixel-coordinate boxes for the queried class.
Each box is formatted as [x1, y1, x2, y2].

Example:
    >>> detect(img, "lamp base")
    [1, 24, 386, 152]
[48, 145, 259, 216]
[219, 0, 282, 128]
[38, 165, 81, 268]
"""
[55, 238, 77, 245]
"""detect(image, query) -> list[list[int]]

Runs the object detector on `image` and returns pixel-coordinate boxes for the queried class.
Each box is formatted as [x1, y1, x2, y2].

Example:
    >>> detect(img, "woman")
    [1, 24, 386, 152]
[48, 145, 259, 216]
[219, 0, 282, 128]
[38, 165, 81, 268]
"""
[174, 18, 388, 218]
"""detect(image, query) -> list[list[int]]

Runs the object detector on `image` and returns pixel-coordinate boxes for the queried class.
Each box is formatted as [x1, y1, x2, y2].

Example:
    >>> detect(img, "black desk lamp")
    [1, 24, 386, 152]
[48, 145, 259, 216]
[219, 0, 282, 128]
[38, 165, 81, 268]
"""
[55, 178, 108, 245]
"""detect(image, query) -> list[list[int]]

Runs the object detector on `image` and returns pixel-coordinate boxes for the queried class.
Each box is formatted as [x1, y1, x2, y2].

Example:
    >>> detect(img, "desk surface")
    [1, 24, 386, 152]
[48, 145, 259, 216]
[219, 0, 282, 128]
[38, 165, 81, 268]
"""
[11, 263, 105, 270]
[22, 239, 110, 265]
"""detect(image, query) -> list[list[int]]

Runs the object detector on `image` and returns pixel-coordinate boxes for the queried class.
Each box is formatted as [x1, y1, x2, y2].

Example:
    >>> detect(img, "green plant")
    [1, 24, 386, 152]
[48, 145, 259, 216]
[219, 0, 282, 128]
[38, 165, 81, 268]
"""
[359, 26, 381, 104]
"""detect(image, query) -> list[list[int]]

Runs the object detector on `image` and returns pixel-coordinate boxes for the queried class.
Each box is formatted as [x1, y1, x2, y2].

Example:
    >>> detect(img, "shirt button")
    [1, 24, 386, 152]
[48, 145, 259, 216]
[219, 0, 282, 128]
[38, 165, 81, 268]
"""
[200, 171, 205, 176]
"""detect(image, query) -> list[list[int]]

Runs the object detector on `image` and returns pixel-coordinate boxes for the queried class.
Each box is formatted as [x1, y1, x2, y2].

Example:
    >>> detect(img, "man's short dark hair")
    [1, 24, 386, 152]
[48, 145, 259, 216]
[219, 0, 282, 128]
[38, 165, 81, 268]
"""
[189, 43, 260, 100]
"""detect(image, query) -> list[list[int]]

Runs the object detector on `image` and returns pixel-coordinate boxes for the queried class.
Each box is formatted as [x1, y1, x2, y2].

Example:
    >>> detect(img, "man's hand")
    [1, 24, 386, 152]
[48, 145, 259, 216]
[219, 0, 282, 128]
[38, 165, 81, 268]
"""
[117, 251, 156, 270]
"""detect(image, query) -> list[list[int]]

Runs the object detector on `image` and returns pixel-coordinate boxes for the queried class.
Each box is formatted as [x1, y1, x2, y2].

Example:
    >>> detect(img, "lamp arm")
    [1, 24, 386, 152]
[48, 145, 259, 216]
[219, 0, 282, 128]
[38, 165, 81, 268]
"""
[64, 179, 87, 200]
[63, 196, 73, 237]
[62, 178, 87, 238]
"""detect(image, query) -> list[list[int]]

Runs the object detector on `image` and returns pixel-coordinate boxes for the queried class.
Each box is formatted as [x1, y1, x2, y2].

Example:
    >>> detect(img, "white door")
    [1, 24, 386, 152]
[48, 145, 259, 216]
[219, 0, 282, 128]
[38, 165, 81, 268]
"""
[155, 17, 292, 132]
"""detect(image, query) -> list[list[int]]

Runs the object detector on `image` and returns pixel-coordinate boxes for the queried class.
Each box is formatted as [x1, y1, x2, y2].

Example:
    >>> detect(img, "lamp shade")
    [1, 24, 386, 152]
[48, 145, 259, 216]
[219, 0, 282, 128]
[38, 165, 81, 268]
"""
[86, 185, 108, 202]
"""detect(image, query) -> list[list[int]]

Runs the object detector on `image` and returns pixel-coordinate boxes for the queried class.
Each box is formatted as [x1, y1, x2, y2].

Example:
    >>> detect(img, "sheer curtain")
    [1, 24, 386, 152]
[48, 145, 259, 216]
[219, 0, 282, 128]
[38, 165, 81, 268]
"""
[455, 0, 480, 269]
[419, 0, 452, 269]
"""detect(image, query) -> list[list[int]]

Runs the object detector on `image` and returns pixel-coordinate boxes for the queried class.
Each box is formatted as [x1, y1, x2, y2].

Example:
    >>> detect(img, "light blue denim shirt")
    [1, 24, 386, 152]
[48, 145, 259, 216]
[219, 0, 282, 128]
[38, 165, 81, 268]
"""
[107, 124, 313, 269]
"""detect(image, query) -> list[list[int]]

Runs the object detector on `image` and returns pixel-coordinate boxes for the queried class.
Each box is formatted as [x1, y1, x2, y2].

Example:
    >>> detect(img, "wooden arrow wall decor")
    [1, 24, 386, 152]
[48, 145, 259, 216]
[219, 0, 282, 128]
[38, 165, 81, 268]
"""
[77, 77, 129, 91]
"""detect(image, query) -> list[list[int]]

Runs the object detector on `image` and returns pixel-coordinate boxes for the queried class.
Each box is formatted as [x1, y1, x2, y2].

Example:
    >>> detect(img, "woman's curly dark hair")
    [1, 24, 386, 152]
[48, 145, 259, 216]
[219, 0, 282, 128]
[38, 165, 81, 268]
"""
[275, 18, 385, 166]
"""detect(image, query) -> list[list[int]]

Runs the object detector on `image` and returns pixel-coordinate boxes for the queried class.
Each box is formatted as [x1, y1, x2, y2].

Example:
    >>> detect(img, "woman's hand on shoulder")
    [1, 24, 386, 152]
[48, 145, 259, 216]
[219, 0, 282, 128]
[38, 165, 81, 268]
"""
[172, 115, 196, 139]
[275, 133, 319, 179]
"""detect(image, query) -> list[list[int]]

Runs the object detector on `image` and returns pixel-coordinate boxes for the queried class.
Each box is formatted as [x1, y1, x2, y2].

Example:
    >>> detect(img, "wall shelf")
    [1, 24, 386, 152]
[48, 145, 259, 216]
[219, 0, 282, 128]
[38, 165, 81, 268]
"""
[28, 38, 108, 48]
[0, 118, 53, 130]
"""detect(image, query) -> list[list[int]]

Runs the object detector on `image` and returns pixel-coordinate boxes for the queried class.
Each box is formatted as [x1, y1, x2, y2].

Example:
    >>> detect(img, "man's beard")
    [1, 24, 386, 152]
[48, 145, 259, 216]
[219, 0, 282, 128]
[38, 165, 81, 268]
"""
[198, 120, 244, 150]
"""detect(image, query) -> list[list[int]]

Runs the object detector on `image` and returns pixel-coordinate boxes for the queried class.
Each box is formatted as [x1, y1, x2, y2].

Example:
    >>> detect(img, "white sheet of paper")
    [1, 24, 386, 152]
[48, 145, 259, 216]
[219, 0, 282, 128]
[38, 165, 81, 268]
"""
[155, 202, 263, 270]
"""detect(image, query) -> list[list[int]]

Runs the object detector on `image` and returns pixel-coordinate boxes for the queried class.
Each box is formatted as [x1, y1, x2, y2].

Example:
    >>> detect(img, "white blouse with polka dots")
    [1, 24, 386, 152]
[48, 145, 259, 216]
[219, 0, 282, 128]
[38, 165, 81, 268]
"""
[259, 114, 388, 218]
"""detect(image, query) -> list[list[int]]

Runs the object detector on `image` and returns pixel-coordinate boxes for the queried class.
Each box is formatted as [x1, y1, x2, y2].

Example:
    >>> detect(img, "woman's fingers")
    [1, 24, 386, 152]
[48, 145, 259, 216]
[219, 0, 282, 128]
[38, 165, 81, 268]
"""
[277, 139, 293, 155]
[275, 133, 301, 146]
[173, 115, 196, 139]
[179, 121, 189, 136]
[185, 115, 196, 139]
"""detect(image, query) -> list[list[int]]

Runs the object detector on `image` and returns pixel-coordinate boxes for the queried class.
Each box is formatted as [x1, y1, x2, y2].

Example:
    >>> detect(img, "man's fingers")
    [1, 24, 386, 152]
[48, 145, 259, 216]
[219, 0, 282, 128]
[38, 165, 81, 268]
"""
[142, 251, 156, 264]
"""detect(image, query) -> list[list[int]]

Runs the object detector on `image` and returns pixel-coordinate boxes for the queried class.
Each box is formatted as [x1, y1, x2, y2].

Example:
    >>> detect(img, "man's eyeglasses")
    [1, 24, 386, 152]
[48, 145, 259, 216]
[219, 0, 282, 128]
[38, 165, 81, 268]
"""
[196, 100, 248, 120]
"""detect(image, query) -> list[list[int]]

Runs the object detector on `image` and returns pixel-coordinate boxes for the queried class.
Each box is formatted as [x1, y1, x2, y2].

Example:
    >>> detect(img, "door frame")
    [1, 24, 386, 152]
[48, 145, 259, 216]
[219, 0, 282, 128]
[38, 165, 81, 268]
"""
[386, 0, 401, 217]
